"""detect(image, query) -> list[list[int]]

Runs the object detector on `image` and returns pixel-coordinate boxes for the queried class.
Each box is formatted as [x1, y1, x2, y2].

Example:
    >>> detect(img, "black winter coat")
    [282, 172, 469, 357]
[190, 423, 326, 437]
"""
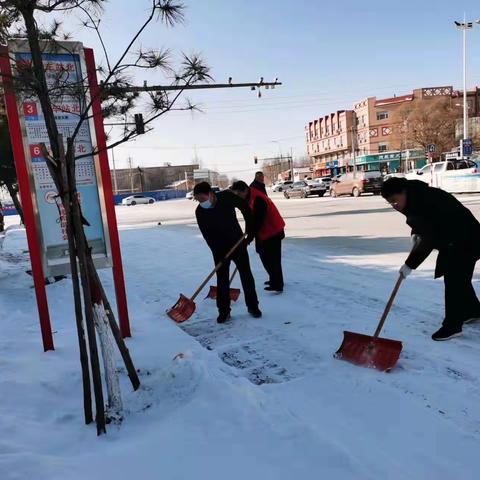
[195, 190, 253, 256]
[250, 179, 268, 196]
[403, 180, 480, 277]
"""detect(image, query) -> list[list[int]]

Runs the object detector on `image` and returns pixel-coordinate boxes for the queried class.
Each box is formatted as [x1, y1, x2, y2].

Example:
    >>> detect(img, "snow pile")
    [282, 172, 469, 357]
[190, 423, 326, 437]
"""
[1, 217, 480, 480]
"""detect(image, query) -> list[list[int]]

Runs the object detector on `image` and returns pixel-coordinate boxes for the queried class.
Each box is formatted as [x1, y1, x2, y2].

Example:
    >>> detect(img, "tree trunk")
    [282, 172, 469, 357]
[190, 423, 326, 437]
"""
[57, 138, 93, 425]
[5, 181, 23, 224]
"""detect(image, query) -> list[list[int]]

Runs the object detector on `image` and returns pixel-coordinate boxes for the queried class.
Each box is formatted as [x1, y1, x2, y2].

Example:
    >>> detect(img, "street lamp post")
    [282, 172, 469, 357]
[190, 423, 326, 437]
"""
[455, 17, 474, 159]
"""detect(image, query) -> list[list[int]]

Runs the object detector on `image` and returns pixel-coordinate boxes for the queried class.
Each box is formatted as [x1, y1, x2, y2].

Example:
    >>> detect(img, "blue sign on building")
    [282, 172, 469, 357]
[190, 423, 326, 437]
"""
[463, 139, 473, 156]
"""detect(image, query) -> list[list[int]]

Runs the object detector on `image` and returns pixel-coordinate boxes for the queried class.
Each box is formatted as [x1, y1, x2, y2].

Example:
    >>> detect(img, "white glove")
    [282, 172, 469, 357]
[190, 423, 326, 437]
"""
[399, 264, 412, 279]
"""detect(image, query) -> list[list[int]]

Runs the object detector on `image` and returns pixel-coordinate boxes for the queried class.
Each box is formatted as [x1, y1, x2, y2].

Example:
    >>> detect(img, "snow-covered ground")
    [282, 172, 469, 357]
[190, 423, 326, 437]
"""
[2, 195, 480, 479]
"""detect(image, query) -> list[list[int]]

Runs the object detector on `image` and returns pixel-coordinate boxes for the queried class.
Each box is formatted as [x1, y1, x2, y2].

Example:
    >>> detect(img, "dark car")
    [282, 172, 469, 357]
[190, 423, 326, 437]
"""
[330, 171, 383, 197]
[284, 180, 326, 199]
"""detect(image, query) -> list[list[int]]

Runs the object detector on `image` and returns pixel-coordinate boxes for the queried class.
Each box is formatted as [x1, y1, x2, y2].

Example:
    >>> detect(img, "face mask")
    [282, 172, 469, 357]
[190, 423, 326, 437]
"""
[199, 199, 212, 209]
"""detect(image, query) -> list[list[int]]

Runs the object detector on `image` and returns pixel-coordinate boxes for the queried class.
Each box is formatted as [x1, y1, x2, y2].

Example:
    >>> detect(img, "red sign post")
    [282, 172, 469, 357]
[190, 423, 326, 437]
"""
[84, 48, 131, 338]
[0, 46, 54, 351]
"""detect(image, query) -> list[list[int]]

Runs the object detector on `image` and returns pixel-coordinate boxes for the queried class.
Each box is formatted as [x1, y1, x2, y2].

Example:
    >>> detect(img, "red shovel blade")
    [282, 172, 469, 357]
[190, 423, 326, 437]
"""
[166, 294, 196, 323]
[334, 331, 403, 372]
[205, 286, 241, 302]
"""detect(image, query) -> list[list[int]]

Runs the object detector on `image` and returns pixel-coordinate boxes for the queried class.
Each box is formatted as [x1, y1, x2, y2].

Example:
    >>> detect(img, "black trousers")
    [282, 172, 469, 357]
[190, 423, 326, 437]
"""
[214, 245, 258, 314]
[256, 232, 284, 290]
[443, 255, 480, 329]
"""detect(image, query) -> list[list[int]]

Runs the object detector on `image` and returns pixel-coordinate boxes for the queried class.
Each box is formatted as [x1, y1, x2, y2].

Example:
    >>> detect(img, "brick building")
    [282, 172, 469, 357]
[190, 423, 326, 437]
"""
[306, 86, 455, 175]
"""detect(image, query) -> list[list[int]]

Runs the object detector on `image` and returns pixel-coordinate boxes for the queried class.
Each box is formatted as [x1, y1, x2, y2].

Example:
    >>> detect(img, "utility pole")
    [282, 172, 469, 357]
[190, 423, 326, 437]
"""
[455, 17, 474, 160]
[127, 156, 134, 193]
[463, 14, 468, 146]
[351, 125, 357, 175]
[290, 147, 294, 181]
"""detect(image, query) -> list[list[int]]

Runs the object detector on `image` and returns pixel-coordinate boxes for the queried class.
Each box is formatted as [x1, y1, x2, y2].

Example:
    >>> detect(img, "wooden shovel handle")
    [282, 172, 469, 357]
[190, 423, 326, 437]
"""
[373, 275, 403, 338]
[190, 235, 247, 302]
[229, 267, 238, 285]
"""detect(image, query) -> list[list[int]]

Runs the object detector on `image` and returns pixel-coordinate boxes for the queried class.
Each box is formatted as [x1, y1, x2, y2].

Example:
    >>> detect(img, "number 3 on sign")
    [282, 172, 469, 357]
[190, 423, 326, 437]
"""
[23, 102, 38, 116]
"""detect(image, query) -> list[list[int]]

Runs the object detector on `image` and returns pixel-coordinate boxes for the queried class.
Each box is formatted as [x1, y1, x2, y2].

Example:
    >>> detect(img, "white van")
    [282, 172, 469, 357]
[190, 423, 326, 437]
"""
[406, 160, 480, 193]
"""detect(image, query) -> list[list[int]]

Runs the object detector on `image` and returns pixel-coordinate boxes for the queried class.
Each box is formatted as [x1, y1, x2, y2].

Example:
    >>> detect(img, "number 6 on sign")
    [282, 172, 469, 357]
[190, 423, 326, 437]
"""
[29, 144, 43, 158]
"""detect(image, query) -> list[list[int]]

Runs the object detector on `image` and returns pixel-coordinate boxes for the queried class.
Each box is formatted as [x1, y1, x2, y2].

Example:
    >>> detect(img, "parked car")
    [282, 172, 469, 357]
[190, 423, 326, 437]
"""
[405, 160, 480, 193]
[315, 176, 332, 190]
[330, 171, 384, 197]
[284, 180, 326, 199]
[272, 181, 293, 192]
[383, 172, 406, 181]
[122, 194, 156, 206]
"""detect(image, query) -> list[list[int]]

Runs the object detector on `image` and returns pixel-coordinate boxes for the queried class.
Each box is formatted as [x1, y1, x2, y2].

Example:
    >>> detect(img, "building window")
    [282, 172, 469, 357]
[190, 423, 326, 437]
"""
[377, 111, 388, 121]
[378, 143, 388, 152]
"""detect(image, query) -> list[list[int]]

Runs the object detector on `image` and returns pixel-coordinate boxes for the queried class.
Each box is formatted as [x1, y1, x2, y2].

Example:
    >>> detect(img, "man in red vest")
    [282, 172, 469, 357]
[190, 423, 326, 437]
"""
[231, 180, 285, 292]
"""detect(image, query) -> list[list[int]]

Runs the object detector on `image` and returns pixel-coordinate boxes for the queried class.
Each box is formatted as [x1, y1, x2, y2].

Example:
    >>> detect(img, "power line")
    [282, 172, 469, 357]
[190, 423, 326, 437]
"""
[115, 135, 306, 151]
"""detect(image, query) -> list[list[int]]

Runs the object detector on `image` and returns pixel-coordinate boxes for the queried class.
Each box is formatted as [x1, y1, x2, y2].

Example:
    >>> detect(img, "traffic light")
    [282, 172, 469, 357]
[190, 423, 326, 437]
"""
[254, 156, 258, 164]
[134, 113, 145, 135]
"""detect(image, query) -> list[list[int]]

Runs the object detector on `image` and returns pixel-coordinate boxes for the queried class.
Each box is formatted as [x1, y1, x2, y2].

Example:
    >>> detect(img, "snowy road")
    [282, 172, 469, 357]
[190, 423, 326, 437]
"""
[2, 193, 480, 479]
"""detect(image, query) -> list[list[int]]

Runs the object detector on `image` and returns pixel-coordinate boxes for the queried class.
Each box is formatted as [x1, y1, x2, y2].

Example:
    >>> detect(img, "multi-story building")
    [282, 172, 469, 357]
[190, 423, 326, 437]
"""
[305, 110, 355, 176]
[306, 86, 454, 175]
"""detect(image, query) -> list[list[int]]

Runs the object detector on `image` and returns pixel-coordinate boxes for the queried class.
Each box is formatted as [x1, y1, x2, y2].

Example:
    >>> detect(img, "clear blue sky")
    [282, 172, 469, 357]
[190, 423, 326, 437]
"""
[62, 0, 480, 180]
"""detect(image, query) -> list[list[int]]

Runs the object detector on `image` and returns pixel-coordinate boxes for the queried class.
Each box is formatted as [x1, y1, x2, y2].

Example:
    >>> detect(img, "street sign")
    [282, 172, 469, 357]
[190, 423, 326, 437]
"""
[426, 144, 436, 154]
[7, 41, 110, 277]
[462, 138, 473, 156]
[1, 40, 132, 349]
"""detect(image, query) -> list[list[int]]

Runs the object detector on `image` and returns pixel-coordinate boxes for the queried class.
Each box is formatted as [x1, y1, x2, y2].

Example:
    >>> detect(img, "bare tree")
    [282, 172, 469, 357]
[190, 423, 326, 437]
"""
[391, 97, 460, 160]
[0, 0, 211, 435]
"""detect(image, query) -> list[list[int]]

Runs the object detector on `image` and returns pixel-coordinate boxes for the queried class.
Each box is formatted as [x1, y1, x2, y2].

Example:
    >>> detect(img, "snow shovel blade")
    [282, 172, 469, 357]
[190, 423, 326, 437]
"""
[205, 286, 241, 301]
[166, 294, 196, 323]
[334, 331, 402, 372]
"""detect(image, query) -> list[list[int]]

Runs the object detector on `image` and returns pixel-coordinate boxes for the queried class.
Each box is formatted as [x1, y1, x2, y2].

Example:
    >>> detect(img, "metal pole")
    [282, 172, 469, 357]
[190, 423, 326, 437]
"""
[107, 80, 282, 94]
[290, 147, 294, 181]
[111, 147, 118, 194]
[351, 126, 357, 175]
[463, 15, 468, 153]
[128, 156, 134, 193]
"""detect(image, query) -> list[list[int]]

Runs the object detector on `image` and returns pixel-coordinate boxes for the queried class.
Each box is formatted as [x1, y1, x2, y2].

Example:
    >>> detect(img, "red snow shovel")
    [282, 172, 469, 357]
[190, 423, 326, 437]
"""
[167, 235, 247, 323]
[205, 267, 240, 301]
[334, 275, 404, 372]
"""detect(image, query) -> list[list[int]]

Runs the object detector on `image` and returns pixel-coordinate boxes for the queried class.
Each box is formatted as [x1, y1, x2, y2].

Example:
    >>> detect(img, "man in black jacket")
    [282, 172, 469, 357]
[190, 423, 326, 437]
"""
[250, 171, 268, 196]
[382, 177, 480, 341]
[194, 182, 261, 323]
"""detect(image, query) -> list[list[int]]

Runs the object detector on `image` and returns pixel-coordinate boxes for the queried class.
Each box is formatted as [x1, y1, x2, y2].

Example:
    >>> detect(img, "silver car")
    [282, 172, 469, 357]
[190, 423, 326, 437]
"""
[122, 194, 155, 206]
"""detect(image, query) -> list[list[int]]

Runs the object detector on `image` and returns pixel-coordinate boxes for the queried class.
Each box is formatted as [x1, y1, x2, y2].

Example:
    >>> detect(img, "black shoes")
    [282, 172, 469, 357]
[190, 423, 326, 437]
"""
[264, 286, 283, 293]
[264, 281, 270, 285]
[248, 307, 262, 318]
[218, 308, 261, 321]
[217, 311, 231, 324]
[432, 325, 462, 341]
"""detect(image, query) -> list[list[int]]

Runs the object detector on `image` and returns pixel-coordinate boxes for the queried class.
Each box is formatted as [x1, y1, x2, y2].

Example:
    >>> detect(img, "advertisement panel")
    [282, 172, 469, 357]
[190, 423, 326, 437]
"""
[8, 41, 110, 276]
